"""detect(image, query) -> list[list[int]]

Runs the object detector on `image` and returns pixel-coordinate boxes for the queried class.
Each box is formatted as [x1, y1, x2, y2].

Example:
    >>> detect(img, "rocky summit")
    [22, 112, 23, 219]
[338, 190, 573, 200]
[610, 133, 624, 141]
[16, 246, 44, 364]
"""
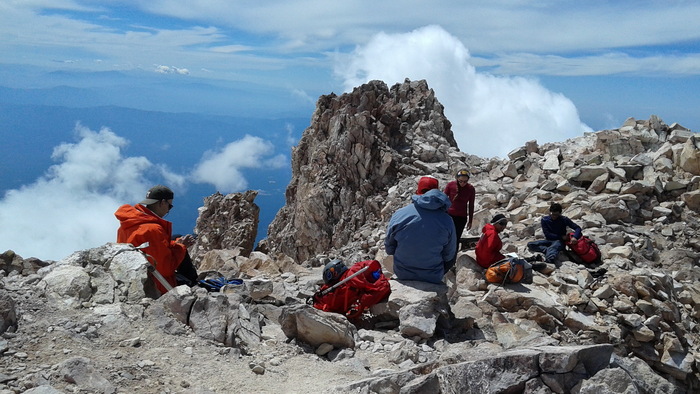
[1, 79, 700, 394]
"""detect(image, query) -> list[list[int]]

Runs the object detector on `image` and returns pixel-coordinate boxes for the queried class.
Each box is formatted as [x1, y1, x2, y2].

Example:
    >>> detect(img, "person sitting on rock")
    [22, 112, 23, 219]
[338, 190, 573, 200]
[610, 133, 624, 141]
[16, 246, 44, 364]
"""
[114, 185, 198, 295]
[527, 202, 582, 265]
[384, 176, 457, 284]
[476, 214, 545, 272]
[475, 214, 509, 269]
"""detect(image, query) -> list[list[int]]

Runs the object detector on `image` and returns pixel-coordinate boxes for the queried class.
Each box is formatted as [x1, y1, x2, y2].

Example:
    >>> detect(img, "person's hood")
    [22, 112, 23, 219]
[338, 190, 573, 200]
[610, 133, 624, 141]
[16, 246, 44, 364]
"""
[411, 189, 451, 211]
[115, 204, 168, 232]
[481, 223, 498, 235]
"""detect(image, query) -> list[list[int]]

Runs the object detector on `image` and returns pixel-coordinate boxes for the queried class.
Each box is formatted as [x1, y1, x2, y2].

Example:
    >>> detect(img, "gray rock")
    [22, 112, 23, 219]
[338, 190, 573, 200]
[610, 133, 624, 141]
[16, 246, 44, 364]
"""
[0, 290, 17, 334]
[279, 304, 356, 348]
[59, 356, 115, 394]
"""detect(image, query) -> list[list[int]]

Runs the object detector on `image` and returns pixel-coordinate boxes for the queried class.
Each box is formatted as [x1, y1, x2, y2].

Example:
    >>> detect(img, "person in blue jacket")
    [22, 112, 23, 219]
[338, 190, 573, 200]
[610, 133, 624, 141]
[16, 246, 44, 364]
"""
[527, 202, 582, 264]
[384, 176, 457, 284]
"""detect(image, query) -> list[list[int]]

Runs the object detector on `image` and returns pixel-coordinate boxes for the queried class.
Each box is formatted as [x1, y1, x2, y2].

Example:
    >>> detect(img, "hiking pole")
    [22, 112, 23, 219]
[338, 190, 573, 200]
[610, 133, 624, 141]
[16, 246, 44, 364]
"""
[318, 265, 371, 297]
[134, 242, 174, 292]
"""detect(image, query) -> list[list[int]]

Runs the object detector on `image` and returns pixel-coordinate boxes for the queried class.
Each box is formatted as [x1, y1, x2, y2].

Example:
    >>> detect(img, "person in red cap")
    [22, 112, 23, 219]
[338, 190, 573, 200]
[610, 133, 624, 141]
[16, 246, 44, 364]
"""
[114, 185, 197, 295]
[384, 176, 457, 284]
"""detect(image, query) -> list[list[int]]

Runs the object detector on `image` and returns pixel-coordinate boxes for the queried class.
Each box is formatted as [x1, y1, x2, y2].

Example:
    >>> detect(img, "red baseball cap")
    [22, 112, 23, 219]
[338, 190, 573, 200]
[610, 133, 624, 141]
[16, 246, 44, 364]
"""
[416, 176, 439, 195]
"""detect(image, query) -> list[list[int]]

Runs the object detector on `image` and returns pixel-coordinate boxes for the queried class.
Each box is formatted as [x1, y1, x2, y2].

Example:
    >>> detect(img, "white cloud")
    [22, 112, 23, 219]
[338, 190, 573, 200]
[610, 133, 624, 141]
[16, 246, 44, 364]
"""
[335, 25, 592, 158]
[0, 124, 287, 261]
[191, 135, 287, 193]
[284, 123, 297, 147]
[0, 124, 180, 261]
[209, 45, 251, 54]
[154, 65, 190, 75]
[475, 52, 700, 77]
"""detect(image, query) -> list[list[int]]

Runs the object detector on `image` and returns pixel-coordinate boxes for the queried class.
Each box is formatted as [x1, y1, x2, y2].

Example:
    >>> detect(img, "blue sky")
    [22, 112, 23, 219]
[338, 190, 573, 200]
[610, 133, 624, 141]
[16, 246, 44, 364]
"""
[1, 1, 699, 260]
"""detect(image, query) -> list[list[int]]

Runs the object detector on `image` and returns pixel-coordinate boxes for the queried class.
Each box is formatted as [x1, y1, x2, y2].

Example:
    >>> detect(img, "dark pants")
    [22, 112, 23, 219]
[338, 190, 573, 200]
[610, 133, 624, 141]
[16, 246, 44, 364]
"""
[450, 215, 468, 239]
[527, 240, 564, 263]
[176, 252, 199, 286]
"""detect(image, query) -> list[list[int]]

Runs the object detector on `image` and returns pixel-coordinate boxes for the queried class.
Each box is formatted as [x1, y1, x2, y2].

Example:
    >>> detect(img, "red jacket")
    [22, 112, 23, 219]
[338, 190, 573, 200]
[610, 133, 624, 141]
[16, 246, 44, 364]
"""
[475, 223, 505, 268]
[115, 204, 187, 294]
[313, 260, 391, 319]
[444, 181, 475, 219]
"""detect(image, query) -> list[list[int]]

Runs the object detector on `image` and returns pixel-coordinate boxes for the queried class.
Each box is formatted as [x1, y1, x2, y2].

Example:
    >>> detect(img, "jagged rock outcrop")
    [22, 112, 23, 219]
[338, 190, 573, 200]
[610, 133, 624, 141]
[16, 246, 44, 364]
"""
[266, 79, 462, 263]
[191, 190, 259, 261]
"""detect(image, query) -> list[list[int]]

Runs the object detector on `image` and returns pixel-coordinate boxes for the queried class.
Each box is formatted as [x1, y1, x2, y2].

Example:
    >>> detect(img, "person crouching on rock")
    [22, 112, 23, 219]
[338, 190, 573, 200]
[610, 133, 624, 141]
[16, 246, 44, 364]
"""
[384, 176, 457, 284]
[475, 214, 509, 269]
[114, 185, 197, 295]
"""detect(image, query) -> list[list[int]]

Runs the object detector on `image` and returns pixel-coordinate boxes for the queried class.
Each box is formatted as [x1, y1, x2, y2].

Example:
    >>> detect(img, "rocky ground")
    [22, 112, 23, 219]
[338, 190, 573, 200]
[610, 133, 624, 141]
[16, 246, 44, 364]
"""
[0, 261, 399, 394]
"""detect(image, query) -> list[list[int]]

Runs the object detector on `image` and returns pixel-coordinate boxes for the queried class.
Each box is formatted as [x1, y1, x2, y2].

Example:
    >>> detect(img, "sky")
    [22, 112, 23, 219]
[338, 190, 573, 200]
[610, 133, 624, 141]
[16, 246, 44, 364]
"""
[1, 1, 699, 261]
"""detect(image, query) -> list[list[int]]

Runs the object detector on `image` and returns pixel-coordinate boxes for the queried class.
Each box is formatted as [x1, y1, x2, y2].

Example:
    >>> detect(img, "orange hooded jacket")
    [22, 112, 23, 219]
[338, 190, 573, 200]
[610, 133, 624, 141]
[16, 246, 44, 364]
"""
[114, 204, 187, 294]
[475, 223, 505, 269]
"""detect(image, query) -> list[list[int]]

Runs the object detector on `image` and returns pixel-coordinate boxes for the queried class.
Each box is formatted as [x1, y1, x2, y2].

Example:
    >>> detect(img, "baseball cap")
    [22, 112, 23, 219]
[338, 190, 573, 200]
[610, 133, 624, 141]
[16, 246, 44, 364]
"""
[456, 169, 471, 178]
[491, 213, 508, 224]
[416, 176, 439, 195]
[140, 185, 174, 205]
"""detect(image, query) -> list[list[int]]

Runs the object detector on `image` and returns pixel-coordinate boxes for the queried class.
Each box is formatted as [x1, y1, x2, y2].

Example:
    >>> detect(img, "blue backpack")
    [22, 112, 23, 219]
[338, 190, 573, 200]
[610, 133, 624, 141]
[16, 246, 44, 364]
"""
[198, 277, 244, 292]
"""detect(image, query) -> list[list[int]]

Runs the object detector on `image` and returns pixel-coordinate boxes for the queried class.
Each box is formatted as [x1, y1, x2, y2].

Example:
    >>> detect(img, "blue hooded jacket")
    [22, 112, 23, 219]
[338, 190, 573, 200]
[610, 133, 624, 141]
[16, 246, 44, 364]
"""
[384, 189, 457, 284]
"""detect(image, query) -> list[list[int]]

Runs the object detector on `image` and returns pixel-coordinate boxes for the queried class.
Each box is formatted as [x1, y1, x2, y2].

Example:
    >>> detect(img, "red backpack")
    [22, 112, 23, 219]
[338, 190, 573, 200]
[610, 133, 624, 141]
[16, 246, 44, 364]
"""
[566, 233, 601, 265]
[312, 260, 391, 319]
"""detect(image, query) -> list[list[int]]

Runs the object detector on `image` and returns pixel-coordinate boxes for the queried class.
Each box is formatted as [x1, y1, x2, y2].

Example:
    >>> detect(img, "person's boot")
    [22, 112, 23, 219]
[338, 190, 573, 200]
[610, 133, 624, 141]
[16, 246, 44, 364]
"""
[531, 262, 547, 272]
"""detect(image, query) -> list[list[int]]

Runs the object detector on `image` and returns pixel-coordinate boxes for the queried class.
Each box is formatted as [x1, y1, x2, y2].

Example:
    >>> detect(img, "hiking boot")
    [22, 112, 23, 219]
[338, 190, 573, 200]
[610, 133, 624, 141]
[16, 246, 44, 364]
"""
[524, 254, 544, 263]
[589, 268, 607, 278]
[532, 263, 547, 272]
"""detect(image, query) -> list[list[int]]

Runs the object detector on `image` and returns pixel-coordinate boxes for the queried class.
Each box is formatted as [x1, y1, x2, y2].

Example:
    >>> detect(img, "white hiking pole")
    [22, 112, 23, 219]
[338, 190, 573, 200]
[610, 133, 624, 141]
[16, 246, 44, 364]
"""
[318, 265, 371, 297]
[134, 242, 174, 292]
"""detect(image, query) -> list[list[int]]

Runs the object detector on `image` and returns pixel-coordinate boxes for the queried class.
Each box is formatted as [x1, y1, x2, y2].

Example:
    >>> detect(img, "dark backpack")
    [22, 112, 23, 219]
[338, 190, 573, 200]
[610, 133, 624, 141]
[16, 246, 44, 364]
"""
[198, 277, 244, 292]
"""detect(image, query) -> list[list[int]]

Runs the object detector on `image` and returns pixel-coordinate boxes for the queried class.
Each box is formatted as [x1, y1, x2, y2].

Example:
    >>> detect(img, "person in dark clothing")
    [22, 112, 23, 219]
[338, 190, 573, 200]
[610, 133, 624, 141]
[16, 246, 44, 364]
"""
[171, 234, 199, 287]
[443, 169, 476, 239]
[527, 203, 582, 264]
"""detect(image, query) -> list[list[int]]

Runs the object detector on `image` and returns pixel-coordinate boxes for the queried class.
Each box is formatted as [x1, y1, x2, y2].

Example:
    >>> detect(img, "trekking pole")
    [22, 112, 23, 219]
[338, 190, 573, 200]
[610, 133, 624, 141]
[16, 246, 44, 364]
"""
[134, 242, 174, 292]
[318, 265, 371, 297]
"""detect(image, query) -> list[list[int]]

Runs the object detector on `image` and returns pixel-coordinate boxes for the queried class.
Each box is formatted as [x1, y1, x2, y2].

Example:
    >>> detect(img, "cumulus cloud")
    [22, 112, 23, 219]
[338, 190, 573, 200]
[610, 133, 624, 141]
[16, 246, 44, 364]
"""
[335, 25, 593, 158]
[0, 124, 174, 261]
[0, 125, 287, 261]
[191, 135, 287, 192]
[154, 65, 190, 75]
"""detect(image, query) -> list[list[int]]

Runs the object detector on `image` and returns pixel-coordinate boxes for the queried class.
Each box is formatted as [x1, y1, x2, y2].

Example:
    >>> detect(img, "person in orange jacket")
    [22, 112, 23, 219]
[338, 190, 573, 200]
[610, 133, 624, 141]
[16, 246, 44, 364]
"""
[475, 214, 508, 269]
[115, 185, 196, 295]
